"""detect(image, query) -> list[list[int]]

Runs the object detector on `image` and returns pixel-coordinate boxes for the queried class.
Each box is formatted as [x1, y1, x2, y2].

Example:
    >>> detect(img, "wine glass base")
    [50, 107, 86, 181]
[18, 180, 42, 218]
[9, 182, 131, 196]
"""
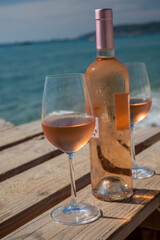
[51, 202, 101, 225]
[132, 165, 155, 180]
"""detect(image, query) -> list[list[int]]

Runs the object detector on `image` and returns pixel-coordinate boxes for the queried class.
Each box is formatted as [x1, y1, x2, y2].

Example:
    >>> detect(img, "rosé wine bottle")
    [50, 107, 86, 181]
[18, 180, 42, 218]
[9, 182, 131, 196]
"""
[86, 9, 133, 201]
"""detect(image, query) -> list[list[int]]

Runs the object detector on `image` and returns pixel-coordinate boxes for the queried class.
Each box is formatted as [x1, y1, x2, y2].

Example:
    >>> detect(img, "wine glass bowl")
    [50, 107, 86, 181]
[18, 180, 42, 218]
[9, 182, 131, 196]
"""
[41, 73, 100, 225]
[42, 114, 95, 154]
[125, 62, 154, 179]
[130, 98, 152, 125]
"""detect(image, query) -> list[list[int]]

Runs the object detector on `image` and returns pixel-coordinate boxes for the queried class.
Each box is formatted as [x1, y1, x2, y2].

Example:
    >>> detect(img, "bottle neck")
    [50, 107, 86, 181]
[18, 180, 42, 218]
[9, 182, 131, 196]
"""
[97, 48, 115, 58]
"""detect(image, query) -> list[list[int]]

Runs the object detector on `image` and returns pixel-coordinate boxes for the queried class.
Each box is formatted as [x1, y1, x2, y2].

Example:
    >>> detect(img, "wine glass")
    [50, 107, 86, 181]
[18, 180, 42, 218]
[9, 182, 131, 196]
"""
[125, 62, 154, 179]
[41, 73, 100, 225]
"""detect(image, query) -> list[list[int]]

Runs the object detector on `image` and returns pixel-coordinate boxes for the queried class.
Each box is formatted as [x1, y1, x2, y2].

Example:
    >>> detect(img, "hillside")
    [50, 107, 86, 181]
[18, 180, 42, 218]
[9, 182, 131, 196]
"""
[77, 21, 160, 40]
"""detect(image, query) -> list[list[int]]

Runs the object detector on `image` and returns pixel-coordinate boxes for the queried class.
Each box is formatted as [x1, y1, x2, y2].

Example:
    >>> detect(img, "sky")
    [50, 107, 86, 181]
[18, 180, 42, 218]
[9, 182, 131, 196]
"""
[0, 0, 160, 43]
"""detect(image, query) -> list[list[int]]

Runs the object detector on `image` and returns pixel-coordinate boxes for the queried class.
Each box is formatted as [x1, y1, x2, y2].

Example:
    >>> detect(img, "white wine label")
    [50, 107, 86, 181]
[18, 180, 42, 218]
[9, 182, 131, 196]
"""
[92, 117, 99, 138]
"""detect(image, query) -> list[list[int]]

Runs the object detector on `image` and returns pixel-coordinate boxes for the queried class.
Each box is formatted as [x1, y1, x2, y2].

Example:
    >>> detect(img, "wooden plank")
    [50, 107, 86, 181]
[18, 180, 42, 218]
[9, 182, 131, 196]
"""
[0, 137, 63, 182]
[0, 126, 159, 183]
[0, 118, 14, 132]
[134, 126, 160, 145]
[0, 120, 42, 150]
[0, 144, 90, 238]
[5, 171, 160, 240]
[134, 126, 160, 154]
[0, 121, 159, 152]
[2, 138, 160, 239]
[134, 138, 160, 170]
[0, 125, 158, 182]
[0, 126, 159, 238]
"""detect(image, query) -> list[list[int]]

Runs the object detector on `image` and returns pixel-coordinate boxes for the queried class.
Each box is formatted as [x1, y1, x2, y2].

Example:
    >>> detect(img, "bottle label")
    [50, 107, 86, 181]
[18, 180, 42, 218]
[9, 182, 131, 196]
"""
[114, 93, 130, 130]
[92, 117, 99, 138]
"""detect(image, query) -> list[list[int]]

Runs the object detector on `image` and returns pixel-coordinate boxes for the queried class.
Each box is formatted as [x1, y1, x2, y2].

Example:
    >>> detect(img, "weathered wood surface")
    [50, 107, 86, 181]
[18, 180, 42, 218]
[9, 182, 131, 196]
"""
[0, 137, 62, 182]
[0, 121, 159, 151]
[0, 118, 14, 132]
[0, 123, 160, 239]
[0, 120, 42, 150]
[0, 125, 159, 183]
[4, 142, 160, 240]
[0, 144, 90, 238]
[134, 126, 160, 144]
[134, 126, 160, 154]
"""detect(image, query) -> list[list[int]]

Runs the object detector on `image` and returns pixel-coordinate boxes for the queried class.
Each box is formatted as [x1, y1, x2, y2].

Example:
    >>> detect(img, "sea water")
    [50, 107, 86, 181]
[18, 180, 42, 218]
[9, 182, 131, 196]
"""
[0, 33, 160, 126]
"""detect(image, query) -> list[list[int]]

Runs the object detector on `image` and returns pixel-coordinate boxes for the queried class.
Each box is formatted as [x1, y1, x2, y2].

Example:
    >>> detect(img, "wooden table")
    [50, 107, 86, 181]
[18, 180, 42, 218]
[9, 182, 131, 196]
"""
[0, 120, 160, 240]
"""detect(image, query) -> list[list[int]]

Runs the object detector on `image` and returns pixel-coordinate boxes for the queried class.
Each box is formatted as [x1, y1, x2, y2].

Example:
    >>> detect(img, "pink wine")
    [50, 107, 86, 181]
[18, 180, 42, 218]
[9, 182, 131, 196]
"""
[85, 9, 133, 201]
[42, 115, 95, 153]
[130, 98, 152, 125]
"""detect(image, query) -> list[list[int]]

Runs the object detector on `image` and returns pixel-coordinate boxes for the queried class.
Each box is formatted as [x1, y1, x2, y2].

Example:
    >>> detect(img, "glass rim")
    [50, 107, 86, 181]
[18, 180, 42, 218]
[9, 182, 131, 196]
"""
[45, 73, 85, 79]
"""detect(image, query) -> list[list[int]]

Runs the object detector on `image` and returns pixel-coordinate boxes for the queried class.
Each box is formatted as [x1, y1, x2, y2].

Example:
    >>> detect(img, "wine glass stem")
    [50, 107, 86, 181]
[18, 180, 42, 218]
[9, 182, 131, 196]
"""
[68, 153, 78, 206]
[131, 124, 137, 167]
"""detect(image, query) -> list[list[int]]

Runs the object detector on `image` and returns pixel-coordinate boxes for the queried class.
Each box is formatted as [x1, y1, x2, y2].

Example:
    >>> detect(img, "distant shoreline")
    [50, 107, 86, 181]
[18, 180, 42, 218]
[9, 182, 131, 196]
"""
[77, 21, 160, 40]
[0, 21, 160, 46]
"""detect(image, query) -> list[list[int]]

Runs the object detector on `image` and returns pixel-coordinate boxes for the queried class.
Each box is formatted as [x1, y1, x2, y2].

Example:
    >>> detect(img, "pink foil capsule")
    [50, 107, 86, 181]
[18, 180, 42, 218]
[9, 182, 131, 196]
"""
[95, 9, 114, 50]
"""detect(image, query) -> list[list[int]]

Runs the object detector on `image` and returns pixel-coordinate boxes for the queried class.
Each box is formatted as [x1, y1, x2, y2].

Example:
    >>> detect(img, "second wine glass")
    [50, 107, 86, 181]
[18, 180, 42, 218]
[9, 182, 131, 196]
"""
[125, 62, 154, 179]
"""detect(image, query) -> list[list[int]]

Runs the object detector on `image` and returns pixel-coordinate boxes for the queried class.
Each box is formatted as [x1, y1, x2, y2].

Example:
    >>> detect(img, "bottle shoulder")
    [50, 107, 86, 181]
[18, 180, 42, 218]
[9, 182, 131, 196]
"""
[85, 57, 129, 90]
[87, 57, 126, 71]
[86, 57, 128, 78]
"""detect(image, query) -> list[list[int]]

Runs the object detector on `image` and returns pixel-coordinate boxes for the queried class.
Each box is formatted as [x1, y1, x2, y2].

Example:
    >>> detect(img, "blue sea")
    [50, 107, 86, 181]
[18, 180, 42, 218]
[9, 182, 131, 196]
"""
[0, 33, 160, 126]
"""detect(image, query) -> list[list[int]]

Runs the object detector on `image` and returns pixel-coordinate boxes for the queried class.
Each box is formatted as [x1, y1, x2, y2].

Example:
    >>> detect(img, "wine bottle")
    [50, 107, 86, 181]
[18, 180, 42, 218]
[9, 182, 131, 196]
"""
[86, 9, 133, 201]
